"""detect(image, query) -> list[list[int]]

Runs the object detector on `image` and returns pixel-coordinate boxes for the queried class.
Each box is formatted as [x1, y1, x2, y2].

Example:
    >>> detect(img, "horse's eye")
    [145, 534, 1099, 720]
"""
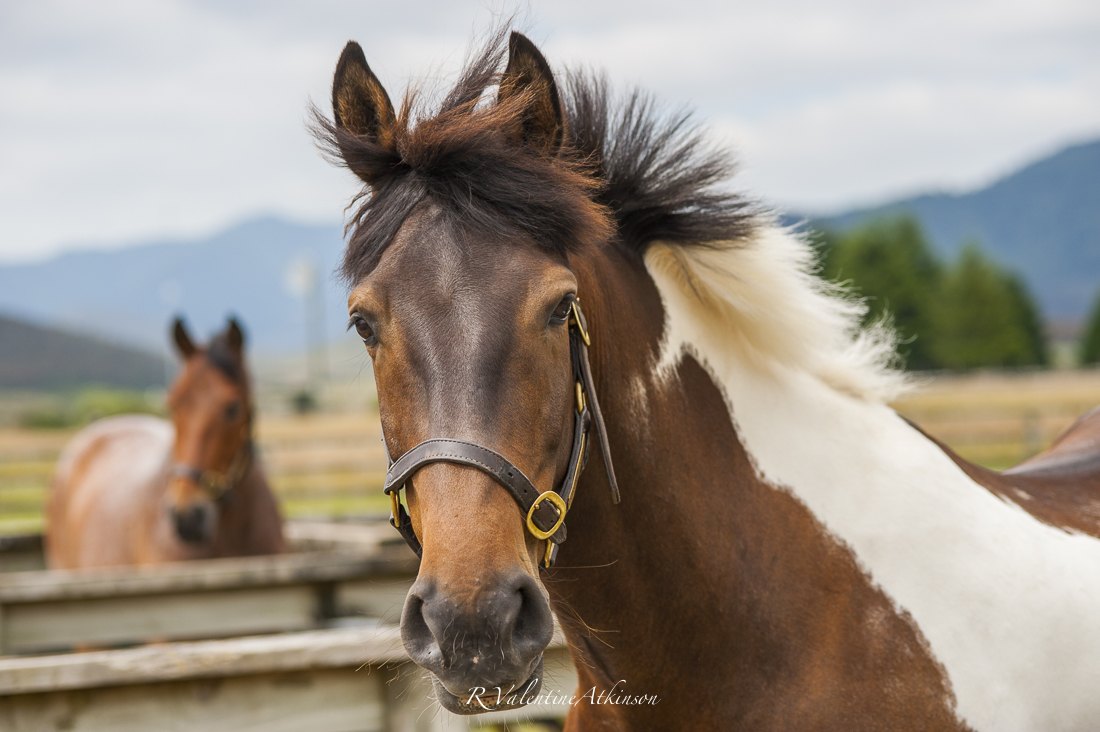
[350, 315, 377, 346]
[224, 401, 241, 421]
[549, 294, 576, 325]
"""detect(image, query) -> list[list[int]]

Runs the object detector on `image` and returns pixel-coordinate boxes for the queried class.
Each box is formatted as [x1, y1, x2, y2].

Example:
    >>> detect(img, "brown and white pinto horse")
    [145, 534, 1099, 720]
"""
[46, 318, 284, 568]
[317, 30, 1100, 730]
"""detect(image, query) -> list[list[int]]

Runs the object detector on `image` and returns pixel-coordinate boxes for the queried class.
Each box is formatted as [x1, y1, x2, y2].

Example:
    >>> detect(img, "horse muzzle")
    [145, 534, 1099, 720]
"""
[169, 501, 217, 544]
[400, 570, 554, 714]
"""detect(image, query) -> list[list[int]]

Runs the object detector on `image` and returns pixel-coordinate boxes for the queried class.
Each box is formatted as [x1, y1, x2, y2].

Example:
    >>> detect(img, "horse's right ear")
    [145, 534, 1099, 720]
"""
[225, 316, 246, 353]
[171, 317, 196, 359]
[331, 41, 396, 183]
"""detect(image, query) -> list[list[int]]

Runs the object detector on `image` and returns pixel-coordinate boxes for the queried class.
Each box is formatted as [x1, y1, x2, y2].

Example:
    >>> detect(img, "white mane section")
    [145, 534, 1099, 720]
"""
[645, 222, 1100, 730]
[645, 224, 910, 403]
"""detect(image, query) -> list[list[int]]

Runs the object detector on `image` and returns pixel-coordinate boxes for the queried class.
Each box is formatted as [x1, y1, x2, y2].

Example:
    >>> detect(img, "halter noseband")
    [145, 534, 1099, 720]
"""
[381, 299, 620, 569]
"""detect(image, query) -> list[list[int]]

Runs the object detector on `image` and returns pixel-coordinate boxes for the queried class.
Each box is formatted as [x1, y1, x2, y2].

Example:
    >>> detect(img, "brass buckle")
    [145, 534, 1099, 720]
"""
[575, 380, 586, 414]
[569, 300, 591, 346]
[389, 491, 401, 523]
[525, 491, 567, 540]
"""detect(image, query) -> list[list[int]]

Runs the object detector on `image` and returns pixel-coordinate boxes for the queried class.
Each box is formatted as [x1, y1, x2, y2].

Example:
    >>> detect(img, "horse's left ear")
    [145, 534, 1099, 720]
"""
[226, 317, 246, 353]
[498, 32, 565, 155]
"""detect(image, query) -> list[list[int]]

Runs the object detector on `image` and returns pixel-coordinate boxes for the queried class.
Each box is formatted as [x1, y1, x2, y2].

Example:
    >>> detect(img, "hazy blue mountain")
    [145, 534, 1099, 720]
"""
[0, 313, 167, 389]
[0, 217, 350, 355]
[808, 139, 1100, 322]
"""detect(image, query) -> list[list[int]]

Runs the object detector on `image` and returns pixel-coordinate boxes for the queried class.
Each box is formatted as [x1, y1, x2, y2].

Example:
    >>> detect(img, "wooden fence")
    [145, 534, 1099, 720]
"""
[0, 522, 414, 654]
[0, 521, 577, 731]
[1, 625, 577, 732]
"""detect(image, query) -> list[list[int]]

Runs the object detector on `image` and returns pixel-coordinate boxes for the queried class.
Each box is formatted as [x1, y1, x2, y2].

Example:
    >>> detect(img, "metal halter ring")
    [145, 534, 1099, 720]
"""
[525, 491, 568, 541]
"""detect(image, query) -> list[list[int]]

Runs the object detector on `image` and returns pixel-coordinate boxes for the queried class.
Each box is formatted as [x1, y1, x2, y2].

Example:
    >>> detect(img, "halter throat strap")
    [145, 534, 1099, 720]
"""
[381, 299, 619, 569]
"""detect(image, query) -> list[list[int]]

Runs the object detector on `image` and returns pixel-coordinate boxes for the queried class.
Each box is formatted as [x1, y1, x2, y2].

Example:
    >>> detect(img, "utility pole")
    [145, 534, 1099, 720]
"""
[285, 256, 328, 410]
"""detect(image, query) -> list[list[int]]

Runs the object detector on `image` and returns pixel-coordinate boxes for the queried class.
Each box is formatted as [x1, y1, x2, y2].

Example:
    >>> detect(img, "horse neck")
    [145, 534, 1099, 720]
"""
[208, 438, 282, 555]
[551, 248, 960, 724]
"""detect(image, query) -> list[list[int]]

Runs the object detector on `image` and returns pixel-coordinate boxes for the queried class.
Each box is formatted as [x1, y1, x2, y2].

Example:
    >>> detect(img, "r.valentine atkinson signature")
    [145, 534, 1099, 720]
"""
[465, 679, 660, 711]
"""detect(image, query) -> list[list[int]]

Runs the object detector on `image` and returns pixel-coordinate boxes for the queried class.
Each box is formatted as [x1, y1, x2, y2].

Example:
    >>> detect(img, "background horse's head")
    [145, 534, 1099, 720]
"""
[321, 33, 617, 713]
[166, 317, 253, 544]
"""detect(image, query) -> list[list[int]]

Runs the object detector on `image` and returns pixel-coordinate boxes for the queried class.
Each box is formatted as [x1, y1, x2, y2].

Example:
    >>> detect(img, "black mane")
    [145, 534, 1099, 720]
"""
[313, 29, 760, 285]
[564, 71, 759, 251]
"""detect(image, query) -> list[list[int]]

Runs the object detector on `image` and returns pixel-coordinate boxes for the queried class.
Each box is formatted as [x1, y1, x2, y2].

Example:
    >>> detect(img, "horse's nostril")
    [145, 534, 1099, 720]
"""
[506, 571, 555, 657]
[401, 587, 449, 670]
[170, 504, 212, 544]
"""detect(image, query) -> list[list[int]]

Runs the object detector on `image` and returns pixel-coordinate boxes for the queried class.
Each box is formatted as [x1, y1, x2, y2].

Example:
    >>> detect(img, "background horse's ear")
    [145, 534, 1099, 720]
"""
[171, 317, 196, 359]
[331, 40, 396, 184]
[225, 316, 246, 353]
[498, 32, 565, 155]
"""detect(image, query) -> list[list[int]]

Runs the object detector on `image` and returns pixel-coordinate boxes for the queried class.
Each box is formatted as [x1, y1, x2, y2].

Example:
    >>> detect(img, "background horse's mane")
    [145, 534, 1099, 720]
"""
[315, 27, 908, 402]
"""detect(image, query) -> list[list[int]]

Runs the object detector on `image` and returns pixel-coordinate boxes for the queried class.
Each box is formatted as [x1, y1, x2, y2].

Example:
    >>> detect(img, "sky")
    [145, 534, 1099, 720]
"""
[1, 0, 1098, 262]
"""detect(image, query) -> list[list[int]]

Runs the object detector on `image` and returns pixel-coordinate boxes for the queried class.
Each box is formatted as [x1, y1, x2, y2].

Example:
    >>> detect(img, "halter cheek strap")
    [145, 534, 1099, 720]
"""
[170, 424, 255, 503]
[381, 299, 620, 569]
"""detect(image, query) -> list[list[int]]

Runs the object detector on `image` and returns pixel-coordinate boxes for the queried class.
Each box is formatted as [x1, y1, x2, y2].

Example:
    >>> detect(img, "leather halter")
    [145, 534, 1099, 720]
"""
[170, 433, 254, 503]
[382, 299, 620, 569]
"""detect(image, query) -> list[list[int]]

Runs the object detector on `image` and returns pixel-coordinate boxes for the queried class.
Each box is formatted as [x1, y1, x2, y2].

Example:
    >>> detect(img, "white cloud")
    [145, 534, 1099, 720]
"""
[0, 0, 1097, 260]
[724, 77, 1100, 210]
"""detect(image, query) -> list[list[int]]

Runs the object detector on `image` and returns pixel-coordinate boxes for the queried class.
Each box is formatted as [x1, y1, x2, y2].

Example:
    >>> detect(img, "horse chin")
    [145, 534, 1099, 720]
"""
[175, 525, 211, 545]
[431, 658, 545, 715]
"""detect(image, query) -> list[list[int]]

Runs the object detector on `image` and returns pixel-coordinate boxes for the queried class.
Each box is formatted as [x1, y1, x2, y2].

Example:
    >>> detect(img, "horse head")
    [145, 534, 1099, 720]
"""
[322, 32, 621, 713]
[165, 317, 254, 545]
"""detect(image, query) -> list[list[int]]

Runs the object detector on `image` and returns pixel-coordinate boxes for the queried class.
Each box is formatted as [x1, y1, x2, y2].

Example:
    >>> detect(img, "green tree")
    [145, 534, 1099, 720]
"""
[820, 217, 942, 370]
[1081, 291, 1100, 365]
[933, 244, 1046, 369]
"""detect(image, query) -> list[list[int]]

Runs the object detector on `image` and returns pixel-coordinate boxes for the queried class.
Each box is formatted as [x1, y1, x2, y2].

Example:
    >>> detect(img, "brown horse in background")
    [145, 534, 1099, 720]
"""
[46, 318, 284, 568]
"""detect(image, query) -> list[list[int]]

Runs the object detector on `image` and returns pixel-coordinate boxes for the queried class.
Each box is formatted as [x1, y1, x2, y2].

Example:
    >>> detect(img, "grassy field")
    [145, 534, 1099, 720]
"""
[2, 369, 1099, 534]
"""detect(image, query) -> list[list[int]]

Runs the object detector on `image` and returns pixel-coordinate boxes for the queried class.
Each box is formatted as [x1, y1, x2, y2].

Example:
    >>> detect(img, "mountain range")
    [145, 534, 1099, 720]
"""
[809, 139, 1100, 322]
[0, 313, 166, 389]
[0, 217, 349, 357]
[0, 138, 1096, 366]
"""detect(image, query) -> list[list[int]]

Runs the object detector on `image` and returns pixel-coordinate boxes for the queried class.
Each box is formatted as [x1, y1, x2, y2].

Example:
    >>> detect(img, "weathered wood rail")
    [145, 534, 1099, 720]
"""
[0, 522, 416, 654]
[0, 625, 579, 731]
[0, 521, 580, 730]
